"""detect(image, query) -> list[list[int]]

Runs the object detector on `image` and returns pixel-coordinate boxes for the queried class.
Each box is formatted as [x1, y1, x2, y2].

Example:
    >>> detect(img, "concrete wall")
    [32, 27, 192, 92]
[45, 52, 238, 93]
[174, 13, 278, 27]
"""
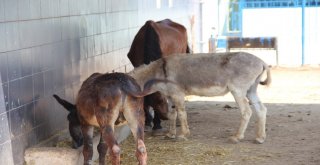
[0, 0, 196, 164]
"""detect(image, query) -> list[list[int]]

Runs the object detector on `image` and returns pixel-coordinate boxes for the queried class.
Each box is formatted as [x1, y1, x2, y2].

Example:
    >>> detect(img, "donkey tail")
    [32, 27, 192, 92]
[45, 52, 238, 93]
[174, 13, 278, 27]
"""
[259, 64, 272, 86]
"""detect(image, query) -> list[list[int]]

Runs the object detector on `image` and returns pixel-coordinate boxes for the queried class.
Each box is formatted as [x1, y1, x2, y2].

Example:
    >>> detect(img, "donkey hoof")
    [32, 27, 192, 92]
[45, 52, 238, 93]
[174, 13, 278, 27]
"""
[112, 145, 121, 154]
[229, 136, 240, 144]
[255, 137, 265, 144]
[144, 125, 152, 132]
[176, 135, 188, 141]
[165, 133, 176, 139]
[152, 128, 168, 136]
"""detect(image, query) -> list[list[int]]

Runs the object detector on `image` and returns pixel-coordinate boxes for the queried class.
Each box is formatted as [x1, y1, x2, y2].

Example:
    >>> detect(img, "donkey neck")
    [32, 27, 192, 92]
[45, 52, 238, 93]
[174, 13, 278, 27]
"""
[128, 59, 164, 87]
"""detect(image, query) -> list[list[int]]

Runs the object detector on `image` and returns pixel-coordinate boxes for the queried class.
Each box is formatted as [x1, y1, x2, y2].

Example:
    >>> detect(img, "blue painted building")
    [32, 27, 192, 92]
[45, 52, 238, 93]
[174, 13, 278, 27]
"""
[218, 0, 320, 65]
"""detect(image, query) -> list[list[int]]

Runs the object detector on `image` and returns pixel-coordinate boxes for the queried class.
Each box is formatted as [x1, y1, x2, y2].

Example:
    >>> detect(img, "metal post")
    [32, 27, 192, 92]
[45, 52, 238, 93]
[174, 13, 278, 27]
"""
[208, 27, 216, 53]
[199, 0, 204, 52]
[239, 0, 244, 37]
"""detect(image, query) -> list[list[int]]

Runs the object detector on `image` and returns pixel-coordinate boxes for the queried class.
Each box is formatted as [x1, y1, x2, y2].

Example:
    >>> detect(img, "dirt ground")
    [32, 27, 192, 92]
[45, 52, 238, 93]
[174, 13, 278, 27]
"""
[118, 66, 320, 165]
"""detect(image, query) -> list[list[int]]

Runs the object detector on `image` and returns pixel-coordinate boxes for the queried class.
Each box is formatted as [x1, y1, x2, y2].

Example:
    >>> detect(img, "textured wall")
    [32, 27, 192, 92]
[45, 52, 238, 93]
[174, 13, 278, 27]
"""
[0, 0, 195, 164]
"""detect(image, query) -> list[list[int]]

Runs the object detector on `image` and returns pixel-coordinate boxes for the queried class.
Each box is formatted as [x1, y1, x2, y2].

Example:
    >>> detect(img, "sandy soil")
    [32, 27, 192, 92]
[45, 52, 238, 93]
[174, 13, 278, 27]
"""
[118, 66, 320, 165]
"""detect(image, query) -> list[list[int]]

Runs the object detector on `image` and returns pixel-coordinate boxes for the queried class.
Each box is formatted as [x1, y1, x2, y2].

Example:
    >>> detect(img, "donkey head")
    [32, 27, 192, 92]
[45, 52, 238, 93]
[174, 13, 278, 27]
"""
[53, 94, 83, 149]
[146, 92, 169, 120]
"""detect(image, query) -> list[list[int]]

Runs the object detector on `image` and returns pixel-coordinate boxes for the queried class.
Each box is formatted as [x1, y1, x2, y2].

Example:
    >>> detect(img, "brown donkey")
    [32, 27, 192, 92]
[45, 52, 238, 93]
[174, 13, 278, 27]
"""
[69, 72, 158, 165]
[127, 19, 190, 134]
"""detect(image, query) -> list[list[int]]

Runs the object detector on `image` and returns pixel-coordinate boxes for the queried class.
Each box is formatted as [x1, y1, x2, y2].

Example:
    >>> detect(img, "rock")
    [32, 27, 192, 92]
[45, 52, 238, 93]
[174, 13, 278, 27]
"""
[226, 128, 233, 132]
[223, 105, 232, 109]
[25, 124, 131, 165]
[25, 147, 81, 165]
[306, 111, 311, 115]
[297, 117, 303, 121]
[25, 135, 101, 165]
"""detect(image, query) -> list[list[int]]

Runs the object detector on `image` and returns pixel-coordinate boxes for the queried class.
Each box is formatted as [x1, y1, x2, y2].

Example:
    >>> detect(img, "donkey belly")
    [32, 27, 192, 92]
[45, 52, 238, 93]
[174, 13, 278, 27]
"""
[186, 86, 229, 97]
[86, 116, 128, 128]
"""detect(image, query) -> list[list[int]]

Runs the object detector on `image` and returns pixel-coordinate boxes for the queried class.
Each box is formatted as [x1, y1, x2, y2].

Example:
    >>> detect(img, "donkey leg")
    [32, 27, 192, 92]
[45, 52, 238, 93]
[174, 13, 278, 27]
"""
[230, 91, 253, 143]
[101, 126, 120, 165]
[81, 125, 94, 165]
[170, 96, 189, 140]
[136, 139, 147, 165]
[247, 86, 267, 144]
[176, 105, 190, 140]
[144, 101, 153, 132]
[123, 105, 147, 165]
[152, 111, 162, 130]
[97, 133, 107, 165]
[96, 105, 121, 165]
[166, 100, 177, 139]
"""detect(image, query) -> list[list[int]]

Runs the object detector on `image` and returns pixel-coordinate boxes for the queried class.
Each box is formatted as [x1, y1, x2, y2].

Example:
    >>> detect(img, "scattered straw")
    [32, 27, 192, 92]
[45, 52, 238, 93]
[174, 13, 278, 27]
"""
[55, 140, 72, 148]
[117, 135, 231, 165]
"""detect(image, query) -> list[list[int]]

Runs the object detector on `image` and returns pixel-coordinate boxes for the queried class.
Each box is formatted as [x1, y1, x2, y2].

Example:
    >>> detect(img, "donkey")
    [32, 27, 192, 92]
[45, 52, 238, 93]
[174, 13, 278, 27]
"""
[127, 19, 190, 135]
[53, 94, 83, 149]
[54, 72, 161, 165]
[129, 52, 271, 144]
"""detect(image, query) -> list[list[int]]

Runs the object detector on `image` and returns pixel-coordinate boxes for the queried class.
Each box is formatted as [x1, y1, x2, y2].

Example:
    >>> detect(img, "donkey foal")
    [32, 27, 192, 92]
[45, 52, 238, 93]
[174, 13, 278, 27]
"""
[59, 72, 155, 165]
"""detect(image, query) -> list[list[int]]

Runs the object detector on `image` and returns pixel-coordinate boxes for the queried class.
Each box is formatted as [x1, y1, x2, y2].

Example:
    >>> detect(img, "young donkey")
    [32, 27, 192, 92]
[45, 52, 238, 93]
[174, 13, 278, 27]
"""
[129, 52, 271, 144]
[54, 72, 158, 165]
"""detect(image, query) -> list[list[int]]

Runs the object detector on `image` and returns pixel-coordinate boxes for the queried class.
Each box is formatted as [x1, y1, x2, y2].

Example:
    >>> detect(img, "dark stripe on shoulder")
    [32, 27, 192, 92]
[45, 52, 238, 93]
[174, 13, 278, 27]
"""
[162, 58, 167, 78]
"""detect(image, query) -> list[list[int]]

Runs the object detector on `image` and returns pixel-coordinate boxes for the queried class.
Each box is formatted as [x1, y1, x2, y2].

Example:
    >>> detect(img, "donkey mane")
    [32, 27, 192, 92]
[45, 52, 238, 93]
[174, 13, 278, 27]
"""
[128, 59, 165, 87]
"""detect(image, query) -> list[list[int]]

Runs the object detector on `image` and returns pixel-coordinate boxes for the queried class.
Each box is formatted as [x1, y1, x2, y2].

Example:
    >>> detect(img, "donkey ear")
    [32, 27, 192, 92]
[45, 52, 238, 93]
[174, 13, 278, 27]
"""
[52, 94, 76, 112]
